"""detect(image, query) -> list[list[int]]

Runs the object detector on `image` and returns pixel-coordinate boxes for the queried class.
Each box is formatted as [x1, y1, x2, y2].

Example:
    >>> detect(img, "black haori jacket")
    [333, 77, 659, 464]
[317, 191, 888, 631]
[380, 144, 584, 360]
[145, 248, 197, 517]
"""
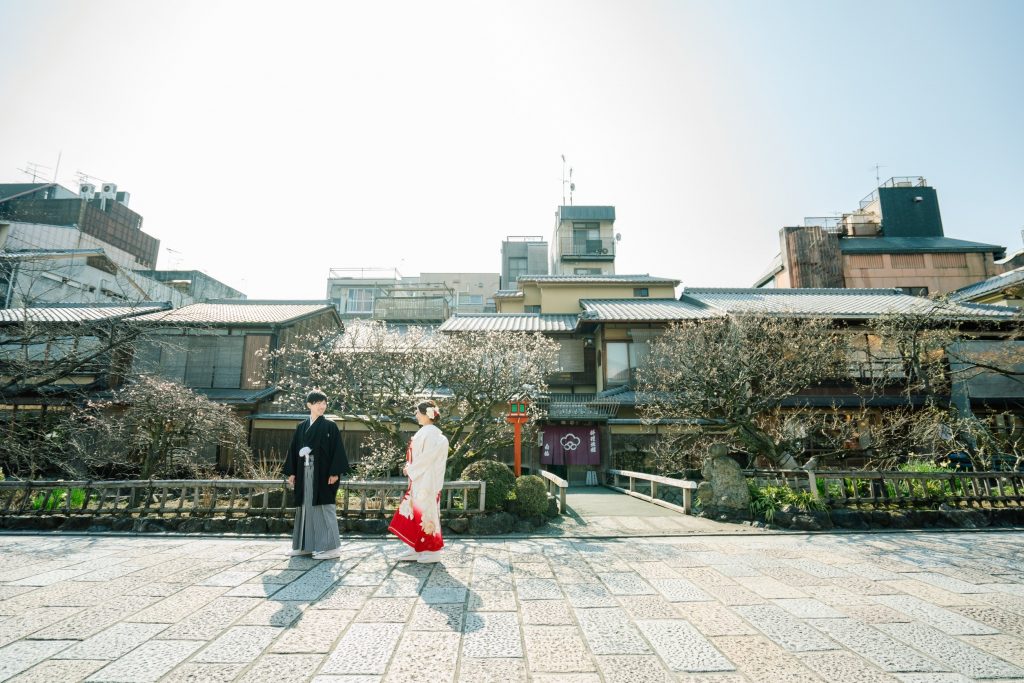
[283, 416, 350, 506]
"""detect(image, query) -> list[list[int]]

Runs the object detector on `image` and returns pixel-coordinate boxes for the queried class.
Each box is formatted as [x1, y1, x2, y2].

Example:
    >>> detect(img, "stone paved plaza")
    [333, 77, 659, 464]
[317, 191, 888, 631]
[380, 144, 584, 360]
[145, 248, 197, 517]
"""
[1, 531, 1024, 682]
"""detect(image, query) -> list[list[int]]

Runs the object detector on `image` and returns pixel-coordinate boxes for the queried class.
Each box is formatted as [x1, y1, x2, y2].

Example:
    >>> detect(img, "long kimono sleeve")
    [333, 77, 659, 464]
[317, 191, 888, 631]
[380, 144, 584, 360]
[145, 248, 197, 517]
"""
[328, 423, 350, 476]
[283, 424, 301, 478]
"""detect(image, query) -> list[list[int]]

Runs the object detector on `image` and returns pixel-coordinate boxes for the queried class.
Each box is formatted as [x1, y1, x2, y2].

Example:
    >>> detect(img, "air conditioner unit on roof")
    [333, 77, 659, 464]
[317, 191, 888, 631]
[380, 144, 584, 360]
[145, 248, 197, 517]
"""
[79, 183, 96, 199]
[100, 183, 117, 198]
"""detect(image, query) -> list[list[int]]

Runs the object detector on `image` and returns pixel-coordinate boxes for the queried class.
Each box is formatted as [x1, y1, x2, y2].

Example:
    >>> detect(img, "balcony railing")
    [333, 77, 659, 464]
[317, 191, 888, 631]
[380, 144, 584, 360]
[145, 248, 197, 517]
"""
[373, 298, 449, 322]
[558, 238, 616, 260]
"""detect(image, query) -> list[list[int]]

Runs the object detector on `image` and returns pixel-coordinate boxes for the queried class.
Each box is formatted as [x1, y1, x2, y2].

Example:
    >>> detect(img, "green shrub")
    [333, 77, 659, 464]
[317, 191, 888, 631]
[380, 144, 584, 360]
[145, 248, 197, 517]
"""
[513, 475, 548, 517]
[887, 462, 956, 501]
[749, 482, 826, 523]
[460, 459, 516, 511]
[30, 487, 91, 511]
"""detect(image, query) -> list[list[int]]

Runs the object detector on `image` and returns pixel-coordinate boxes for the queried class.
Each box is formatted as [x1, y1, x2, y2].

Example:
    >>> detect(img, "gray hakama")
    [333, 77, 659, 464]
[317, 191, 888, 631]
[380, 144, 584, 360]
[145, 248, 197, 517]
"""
[292, 453, 341, 552]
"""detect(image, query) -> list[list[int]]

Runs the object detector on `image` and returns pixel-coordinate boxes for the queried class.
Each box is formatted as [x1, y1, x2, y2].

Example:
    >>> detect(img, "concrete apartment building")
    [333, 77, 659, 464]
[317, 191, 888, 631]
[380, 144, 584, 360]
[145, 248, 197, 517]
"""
[0, 182, 242, 308]
[550, 205, 619, 276]
[755, 177, 1016, 295]
[500, 235, 548, 289]
[326, 269, 499, 327]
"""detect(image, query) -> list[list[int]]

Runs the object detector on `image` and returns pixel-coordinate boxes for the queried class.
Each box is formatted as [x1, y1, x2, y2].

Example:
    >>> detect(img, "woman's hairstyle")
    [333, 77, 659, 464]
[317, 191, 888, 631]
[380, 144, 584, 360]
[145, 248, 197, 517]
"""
[415, 400, 440, 421]
[305, 389, 328, 405]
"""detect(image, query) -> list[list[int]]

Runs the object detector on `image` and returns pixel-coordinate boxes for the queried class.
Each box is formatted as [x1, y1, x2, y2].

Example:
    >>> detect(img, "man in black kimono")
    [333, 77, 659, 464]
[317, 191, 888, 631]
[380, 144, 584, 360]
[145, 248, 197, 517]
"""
[284, 389, 350, 560]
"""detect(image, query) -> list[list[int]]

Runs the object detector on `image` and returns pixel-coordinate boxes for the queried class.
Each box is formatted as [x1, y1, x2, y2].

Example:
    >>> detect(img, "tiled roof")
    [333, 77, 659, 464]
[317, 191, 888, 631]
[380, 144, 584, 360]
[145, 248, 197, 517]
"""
[680, 288, 1018, 319]
[949, 266, 1024, 303]
[193, 387, 279, 404]
[839, 236, 1005, 255]
[558, 205, 615, 221]
[438, 313, 578, 332]
[579, 299, 716, 321]
[494, 289, 524, 298]
[134, 301, 338, 326]
[517, 274, 679, 285]
[0, 303, 169, 323]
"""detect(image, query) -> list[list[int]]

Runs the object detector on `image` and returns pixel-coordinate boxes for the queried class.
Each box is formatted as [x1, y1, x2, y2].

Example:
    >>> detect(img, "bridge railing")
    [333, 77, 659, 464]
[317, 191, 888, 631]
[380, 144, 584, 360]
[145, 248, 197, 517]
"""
[603, 468, 698, 515]
[537, 469, 568, 513]
[0, 478, 487, 520]
[744, 469, 1024, 508]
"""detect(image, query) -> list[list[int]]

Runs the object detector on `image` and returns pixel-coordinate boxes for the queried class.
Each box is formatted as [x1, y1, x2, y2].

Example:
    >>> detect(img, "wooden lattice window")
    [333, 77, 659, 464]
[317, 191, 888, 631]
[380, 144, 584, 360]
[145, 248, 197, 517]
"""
[847, 254, 884, 269]
[890, 254, 926, 269]
[933, 253, 968, 268]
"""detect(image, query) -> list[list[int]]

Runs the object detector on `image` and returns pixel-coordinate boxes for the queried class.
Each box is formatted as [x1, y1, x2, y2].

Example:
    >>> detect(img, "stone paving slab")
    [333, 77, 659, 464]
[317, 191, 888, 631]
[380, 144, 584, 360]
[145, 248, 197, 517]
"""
[878, 622, 1024, 679]
[2, 532, 1024, 682]
[6, 658, 107, 683]
[86, 639, 203, 682]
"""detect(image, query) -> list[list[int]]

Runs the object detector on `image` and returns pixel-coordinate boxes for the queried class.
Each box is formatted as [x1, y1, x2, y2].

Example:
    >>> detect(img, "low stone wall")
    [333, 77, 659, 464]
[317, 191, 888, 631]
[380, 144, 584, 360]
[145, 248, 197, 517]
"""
[747, 504, 1024, 531]
[0, 494, 561, 536]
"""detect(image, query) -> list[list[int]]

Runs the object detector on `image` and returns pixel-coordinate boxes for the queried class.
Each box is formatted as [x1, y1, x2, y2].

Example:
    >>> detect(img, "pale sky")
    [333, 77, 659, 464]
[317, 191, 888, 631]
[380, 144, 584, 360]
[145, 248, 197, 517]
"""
[1, 0, 1022, 299]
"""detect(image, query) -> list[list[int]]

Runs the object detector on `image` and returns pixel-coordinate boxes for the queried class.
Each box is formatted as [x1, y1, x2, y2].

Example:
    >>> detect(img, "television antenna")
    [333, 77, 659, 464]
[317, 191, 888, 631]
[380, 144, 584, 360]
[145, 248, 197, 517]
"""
[872, 163, 886, 188]
[561, 154, 575, 206]
[76, 170, 105, 185]
[17, 162, 51, 183]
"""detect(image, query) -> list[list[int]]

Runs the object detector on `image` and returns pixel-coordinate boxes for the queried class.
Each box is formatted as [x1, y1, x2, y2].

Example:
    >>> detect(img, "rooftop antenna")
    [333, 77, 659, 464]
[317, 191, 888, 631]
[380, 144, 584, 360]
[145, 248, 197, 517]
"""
[75, 170, 105, 186]
[873, 163, 885, 188]
[52, 151, 62, 184]
[560, 155, 576, 206]
[18, 162, 51, 183]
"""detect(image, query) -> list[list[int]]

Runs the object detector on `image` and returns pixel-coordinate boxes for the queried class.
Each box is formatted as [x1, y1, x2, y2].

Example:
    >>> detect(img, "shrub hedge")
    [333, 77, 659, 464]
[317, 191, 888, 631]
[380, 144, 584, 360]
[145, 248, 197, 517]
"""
[460, 459, 516, 511]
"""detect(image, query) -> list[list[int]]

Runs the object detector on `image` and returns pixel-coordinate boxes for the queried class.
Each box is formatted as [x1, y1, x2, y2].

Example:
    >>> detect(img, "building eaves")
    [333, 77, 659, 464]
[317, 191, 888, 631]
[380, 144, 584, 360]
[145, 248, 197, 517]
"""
[438, 313, 578, 333]
[579, 298, 717, 322]
[0, 183, 55, 203]
[752, 253, 784, 288]
[494, 289, 524, 298]
[0, 248, 106, 260]
[193, 386, 279, 404]
[948, 266, 1024, 303]
[839, 236, 1005, 257]
[517, 274, 680, 286]
[0, 302, 170, 324]
[133, 301, 339, 326]
[558, 205, 615, 221]
[680, 287, 1017, 320]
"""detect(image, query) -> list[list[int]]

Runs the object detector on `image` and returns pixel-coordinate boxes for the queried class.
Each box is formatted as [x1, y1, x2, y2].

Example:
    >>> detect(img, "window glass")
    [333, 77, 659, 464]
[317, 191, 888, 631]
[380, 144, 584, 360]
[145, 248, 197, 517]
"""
[606, 341, 650, 387]
[347, 288, 374, 313]
[606, 342, 630, 386]
[508, 257, 528, 283]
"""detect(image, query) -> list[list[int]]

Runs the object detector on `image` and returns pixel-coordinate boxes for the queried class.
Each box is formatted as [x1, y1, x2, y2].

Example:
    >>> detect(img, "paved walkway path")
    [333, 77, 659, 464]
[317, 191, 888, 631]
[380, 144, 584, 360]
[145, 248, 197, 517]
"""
[2, 531, 1024, 682]
[541, 487, 744, 537]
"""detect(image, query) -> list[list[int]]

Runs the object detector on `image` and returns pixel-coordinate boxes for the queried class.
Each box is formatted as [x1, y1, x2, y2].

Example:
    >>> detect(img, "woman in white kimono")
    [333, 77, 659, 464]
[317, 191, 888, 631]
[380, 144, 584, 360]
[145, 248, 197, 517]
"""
[388, 399, 449, 563]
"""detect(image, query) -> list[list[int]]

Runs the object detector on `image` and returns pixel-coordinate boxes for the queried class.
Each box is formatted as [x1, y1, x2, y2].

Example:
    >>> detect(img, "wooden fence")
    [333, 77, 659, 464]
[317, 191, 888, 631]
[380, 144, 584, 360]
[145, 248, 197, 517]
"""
[0, 478, 487, 520]
[604, 468, 698, 514]
[745, 469, 1024, 508]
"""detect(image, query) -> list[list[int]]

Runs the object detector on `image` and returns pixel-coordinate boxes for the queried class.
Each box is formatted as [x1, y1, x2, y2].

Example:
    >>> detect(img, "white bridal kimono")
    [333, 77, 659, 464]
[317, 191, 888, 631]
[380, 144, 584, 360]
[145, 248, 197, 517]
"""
[388, 423, 449, 551]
